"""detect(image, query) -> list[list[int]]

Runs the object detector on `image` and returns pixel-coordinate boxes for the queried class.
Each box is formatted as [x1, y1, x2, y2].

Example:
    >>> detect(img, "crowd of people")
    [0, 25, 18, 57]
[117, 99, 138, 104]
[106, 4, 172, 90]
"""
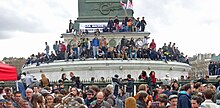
[68, 16, 147, 35]
[104, 16, 147, 33]
[24, 34, 189, 67]
[209, 61, 220, 75]
[0, 71, 220, 108]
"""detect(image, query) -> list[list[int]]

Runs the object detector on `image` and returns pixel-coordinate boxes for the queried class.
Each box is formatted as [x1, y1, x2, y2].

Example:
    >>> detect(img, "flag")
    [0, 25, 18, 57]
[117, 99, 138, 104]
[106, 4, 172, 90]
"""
[126, 0, 133, 10]
[120, 0, 127, 10]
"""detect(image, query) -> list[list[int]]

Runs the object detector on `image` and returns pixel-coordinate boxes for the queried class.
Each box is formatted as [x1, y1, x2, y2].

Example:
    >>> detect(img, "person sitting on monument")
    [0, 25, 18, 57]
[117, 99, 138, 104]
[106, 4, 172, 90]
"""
[120, 36, 128, 49]
[94, 29, 100, 36]
[142, 46, 151, 60]
[122, 16, 129, 32]
[106, 47, 113, 60]
[150, 48, 158, 60]
[119, 23, 127, 32]
[121, 46, 129, 60]
[103, 25, 108, 32]
[137, 47, 143, 59]
[79, 47, 88, 61]
[129, 46, 137, 60]
[97, 47, 105, 60]
[127, 18, 132, 32]
[48, 51, 57, 62]
[112, 47, 118, 59]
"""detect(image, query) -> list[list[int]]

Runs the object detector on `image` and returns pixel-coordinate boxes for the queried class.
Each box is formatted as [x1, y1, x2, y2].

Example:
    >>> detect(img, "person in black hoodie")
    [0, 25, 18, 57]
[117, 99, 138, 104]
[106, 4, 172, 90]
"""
[177, 83, 192, 108]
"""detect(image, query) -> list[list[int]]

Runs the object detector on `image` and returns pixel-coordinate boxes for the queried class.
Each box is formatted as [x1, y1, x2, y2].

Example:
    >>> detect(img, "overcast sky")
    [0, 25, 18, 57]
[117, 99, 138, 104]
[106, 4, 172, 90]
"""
[0, 0, 219, 60]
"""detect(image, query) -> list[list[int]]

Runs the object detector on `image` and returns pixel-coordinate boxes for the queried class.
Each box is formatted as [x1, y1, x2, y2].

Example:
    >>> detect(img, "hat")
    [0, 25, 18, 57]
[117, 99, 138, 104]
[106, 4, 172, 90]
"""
[114, 74, 119, 78]
[86, 89, 94, 95]
[169, 95, 178, 100]
[41, 89, 50, 94]
[4, 87, 11, 91]
[44, 86, 51, 91]
[201, 84, 207, 87]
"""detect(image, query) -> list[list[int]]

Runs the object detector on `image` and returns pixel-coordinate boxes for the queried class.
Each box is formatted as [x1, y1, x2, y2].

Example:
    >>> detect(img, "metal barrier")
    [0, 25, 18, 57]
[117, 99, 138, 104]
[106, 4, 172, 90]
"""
[0, 80, 217, 90]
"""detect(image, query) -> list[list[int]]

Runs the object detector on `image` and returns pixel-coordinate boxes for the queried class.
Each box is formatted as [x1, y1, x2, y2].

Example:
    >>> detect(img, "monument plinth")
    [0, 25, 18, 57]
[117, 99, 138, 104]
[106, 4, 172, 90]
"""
[62, 32, 150, 47]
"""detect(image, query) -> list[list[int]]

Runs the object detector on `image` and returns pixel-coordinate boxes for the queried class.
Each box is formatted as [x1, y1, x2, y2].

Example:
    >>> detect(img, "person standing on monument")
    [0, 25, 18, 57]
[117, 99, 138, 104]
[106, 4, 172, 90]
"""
[140, 17, 147, 32]
[136, 17, 141, 32]
[114, 16, 120, 32]
[53, 41, 59, 56]
[107, 17, 114, 32]
[92, 34, 100, 59]
[45, 42, 50, 60]
[100, 36, 108, 57]
[71, 36, 78, 60]
[69, 19, 74, 33]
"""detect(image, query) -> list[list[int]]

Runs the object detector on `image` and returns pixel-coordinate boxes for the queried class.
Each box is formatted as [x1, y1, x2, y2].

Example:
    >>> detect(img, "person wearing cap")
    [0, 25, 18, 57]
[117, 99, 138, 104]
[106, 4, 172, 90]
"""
[200, 84, 207, 92]
[85, 89, 95, 107]
[167, 95, 178, 108]
[4, 87, 13, 102]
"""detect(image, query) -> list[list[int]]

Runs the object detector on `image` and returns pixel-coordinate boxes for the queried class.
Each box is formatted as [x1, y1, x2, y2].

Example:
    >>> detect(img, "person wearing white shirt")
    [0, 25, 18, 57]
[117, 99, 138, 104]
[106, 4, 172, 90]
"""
[201, 88, 220, 108]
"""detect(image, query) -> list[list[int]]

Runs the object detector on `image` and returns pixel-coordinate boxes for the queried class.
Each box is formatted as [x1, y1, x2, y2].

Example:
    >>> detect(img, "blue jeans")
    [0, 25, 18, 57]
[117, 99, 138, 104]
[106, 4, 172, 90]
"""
[93, 46, 99, 58]
[130, 53, 137, 59]
[73, 48, 78, 59]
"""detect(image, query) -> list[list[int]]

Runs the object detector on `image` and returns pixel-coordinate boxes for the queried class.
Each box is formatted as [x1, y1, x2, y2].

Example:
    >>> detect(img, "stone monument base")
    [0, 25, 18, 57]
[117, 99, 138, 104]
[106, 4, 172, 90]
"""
[62, 32, 150, 47]
[22, 60, 191, 81]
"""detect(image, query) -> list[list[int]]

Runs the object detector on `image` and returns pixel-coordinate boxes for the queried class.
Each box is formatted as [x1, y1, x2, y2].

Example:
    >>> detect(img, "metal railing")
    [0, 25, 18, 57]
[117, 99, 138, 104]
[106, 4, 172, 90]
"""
[0, 79, 218, 90]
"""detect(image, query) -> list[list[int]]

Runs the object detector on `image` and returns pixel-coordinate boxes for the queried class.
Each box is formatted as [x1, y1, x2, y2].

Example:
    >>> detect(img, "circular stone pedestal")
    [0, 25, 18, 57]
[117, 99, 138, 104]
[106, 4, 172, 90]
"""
[22, 60, 191, 81]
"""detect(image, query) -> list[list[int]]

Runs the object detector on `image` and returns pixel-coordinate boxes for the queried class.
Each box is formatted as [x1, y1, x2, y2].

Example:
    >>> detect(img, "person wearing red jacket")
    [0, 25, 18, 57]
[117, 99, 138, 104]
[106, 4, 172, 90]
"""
[149, 39, 156, 50]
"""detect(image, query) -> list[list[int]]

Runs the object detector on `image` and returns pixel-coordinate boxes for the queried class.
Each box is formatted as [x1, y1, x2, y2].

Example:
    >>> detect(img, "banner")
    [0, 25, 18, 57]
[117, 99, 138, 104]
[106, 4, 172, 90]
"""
[79, 22, 107, 33]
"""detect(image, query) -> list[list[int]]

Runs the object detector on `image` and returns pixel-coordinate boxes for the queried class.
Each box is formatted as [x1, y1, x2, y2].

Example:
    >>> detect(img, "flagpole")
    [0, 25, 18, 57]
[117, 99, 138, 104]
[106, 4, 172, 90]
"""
[124, 8, 128, 16]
